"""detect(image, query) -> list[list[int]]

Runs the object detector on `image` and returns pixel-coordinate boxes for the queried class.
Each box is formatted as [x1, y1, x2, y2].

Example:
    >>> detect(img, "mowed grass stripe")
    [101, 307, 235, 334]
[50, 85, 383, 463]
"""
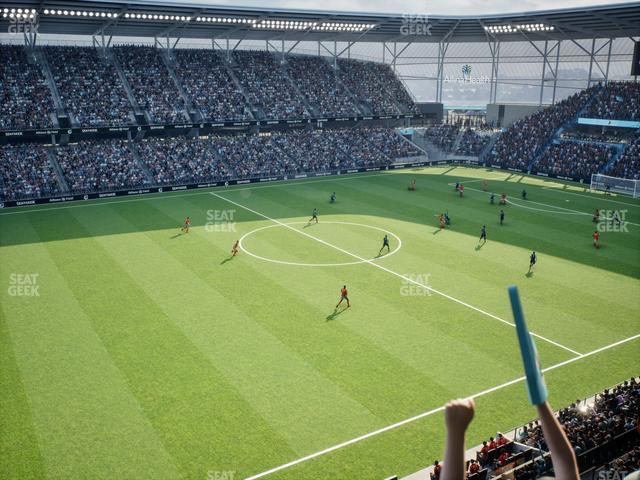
[1, 212, 182, 480]
[0, 309, 46, 480]
[176, 193, 567, 402]
[271, 338, 640, 480]
[169, 194, 466, 421]
[326, 176, 639, 349]
[35, 205, 298, 478]
[217, 186, 578, 363]
[71, 200, 385, 458]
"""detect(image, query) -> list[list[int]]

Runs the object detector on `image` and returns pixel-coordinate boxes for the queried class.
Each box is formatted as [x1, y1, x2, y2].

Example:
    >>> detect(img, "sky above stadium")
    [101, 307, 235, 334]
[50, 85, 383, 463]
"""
[142, 0, 637, 15]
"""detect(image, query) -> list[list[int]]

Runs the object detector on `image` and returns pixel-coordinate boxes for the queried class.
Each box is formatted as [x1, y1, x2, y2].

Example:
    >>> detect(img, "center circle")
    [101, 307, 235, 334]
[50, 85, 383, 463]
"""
[239, 221, 402, 267]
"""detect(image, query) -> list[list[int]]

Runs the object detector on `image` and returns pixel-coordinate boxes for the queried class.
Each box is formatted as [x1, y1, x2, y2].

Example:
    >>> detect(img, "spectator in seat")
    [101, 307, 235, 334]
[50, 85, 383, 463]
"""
[441, 398, 579, 480]
[488, 436, 497, 450]
[498, 450, 509, 466]
[431, 460, 442, 480]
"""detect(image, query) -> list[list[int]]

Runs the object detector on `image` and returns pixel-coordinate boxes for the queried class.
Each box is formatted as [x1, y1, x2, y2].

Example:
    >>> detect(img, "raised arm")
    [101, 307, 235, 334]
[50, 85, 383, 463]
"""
[535, 401, 579, 480]
[441, 398, 475, 480]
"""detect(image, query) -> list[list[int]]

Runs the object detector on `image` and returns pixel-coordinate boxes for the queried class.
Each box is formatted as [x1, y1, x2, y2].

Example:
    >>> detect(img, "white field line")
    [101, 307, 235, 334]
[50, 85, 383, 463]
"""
[541, 187, 640, 208]
[244, 333, 640, 480]
[0, 172, 389, 217]
[210, 191, 582, 357]
[461, 184, 640, 226]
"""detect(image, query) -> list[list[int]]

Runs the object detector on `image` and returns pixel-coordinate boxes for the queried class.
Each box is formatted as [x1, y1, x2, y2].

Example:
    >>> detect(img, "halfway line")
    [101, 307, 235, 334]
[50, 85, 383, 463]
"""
[210, 192, 582, 357]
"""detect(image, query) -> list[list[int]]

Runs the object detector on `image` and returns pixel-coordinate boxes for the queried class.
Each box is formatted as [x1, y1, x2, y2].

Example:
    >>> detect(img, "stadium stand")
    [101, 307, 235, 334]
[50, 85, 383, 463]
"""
[426, 378, 639, 480]
[337, 58, 418, 115]
[0, 127, 420, 201]
[285, 55, 360, 117]
[138, 136, 231, 185]
[54, 139, 149, 194]
[173, 49, 250, 122]
[0, 45, 56, 130]
[455, 129, 492, 156]
[533, 141, 616, 181]
[0, 144, 61, 201]
[231, 50, 311, 120]
[607, 138, 640, 180]
[424, 125, 459, 152]
[113, 45, 188, 124]
[486, 87, 597, 170]
[585, 81, 640, 121]
[46, 46, 133, 127]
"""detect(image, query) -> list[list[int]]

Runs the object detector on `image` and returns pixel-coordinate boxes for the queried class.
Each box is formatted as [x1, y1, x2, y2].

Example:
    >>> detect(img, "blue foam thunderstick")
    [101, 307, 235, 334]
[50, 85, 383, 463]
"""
[508, 285, 548, 405]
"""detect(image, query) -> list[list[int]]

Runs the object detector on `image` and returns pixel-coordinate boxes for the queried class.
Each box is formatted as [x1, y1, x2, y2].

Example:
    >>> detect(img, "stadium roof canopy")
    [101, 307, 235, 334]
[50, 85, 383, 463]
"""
[1, 0, 639, 43]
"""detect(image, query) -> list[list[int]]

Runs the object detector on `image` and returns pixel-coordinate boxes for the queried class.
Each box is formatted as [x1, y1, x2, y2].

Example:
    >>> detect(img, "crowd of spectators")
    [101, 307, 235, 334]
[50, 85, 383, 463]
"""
[424, 125, 459, 152]
[486, 87, 596, 170]
[46, 46, 133, 127]
[286, 55, 360, 117]
[138, 136, 230, 184]
[607, 138, 640, 180]
[54, 140, 149, 193]
[533, 141, 615, 180]
[173, 49, 249, 122]
[232, 50, 310, 120]
[0, 127, 420, 200]
[114, 45, 188, 124]
[518, 378, 639, 456]
[429, 379, 638, 480]
[0, 145, 61, 201]
[586, 81, 640, 121]
[455, 129, 492, 156]
[602, 447, 640, 480]
[136, 127, 420, 184]
[0, 46, 420, 127]
[337, 58, 418, 115]
[0, 46, 56, 130]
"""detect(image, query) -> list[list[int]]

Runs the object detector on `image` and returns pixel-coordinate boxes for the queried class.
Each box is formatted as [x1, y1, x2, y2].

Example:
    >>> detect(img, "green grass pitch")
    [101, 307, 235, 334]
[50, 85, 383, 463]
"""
[1, 166, 639, 480]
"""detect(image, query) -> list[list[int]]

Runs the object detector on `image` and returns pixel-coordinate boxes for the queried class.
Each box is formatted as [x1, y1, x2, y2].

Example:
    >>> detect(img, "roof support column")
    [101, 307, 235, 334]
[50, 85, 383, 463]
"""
[604, 38, 613, 84]
[587, 38, 596, 87]
[488, 39, 500, 104]
[539, 40, 548, 106]
[435, 41, 449, 103]
[552, 40, 561, 104]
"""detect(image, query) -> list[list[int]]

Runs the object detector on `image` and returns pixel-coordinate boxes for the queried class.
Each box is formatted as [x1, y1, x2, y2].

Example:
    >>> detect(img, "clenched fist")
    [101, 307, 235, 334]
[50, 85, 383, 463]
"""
[444, 398, 475, 434]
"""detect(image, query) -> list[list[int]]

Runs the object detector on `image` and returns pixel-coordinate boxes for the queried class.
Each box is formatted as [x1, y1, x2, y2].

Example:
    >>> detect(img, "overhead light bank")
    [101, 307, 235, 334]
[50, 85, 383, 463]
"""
[484, 23, 555, 34]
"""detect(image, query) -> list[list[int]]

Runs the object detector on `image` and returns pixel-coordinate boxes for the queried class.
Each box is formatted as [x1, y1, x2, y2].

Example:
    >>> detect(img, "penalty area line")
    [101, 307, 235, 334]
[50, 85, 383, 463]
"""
[210, 191, 582, 358]
[244, 333, 640, 480]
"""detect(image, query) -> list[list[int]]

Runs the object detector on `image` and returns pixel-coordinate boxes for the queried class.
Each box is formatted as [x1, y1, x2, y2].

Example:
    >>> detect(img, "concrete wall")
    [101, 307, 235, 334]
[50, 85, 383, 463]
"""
[487, 103, 546, 128]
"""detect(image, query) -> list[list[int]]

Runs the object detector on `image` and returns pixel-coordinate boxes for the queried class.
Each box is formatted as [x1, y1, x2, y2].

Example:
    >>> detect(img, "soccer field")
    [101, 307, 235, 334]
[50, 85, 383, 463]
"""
[1, 165, 639, 480]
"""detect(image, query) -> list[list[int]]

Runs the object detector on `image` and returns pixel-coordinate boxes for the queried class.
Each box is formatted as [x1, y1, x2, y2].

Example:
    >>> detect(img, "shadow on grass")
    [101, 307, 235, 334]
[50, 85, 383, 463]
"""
[326, 307, 349, 322]
[4, 170, 637, 278]
[220, 256, 234, 265]
[170, 233, 183, 239]
[526, 271, 534, 278]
